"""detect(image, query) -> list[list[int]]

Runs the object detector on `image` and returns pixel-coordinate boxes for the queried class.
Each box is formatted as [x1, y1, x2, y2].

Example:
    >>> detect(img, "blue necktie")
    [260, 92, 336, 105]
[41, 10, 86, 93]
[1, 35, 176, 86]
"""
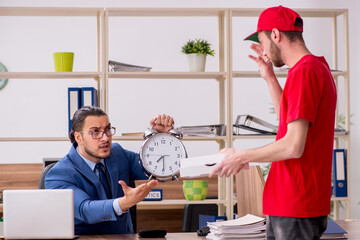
[95, 162, 111, 199]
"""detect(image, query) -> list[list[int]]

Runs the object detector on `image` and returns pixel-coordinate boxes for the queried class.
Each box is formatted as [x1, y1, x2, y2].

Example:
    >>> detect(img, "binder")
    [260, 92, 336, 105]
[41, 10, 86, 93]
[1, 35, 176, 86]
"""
[68, 88, 81, 132]
[108, 60, 152, 72]
[332, 149, 347, 197]
[80, 87, 98, 107]
[233, 114, 277, 135]
[177, 124, 226, 137]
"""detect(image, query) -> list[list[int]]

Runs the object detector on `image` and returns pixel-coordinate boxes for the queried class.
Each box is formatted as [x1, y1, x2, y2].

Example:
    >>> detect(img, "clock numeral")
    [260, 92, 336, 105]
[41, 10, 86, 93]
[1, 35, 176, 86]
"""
[149, 147, 154, 151]
[174, 161, 178, 165]
[169, 166, 172, 171]
[161, 140, 166, 144]
[149, 161, 152, 165]
[154, 142, 159, 146]
[177, 154, 180, 158]
[154, 166, 158, 170]
[146, 154, 150, 158]
[170, 142, 172, 146]
[174, 147, 179, 151]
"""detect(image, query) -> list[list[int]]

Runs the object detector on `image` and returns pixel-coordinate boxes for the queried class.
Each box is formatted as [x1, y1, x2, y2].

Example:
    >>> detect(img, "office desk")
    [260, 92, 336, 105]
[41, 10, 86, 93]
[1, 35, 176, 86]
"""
[77, 220, 360, 240]
[0, 218, 359, 239]
[79, 233, 204, 240]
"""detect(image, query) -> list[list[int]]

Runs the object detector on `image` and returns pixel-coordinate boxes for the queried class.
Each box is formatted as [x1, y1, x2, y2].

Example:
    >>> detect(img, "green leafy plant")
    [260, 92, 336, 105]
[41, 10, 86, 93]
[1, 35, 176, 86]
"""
[181, 38, 215, 56]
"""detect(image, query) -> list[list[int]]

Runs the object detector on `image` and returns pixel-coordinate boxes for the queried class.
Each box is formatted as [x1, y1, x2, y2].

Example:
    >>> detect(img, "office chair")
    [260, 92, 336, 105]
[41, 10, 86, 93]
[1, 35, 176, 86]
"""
[182, 202, 218, 232]
[182, 196, 238, 232]
[38, 162, 56, 189]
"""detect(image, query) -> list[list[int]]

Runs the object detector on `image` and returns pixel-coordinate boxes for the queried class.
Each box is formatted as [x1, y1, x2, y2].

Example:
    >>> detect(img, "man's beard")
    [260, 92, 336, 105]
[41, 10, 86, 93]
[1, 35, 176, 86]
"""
[84, 144, 111, 160]
[270, 40, 285, 67]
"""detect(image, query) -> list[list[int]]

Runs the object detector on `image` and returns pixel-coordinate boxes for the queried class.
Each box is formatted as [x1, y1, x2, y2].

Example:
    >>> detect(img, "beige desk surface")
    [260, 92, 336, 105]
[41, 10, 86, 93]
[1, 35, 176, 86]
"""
[0, 207, 359, 240]
[77, 220, 360, 239]
[79, 233, 204, 240]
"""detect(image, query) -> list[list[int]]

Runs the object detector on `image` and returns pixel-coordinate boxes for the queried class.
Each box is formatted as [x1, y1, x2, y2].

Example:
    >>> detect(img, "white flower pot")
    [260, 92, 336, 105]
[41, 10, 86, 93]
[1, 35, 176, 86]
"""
[186, 54, 207, 72]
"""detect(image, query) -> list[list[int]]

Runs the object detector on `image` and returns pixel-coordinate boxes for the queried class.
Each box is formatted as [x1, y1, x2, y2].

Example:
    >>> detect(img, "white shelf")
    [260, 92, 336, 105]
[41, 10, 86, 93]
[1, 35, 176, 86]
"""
[231, 8, 347, 18]
[107, 8, 227, 17]
[0, 72, 101, 79]
[113, 136, 228, 141]
[0, 7, 102, 16]
[108, 72, 226, 80]
[0, 133, 345, 142]
[0, 137, 69, 142]
[233, 70, 348, 79]
[0, 6, 350, 222]
[332, 197, 349, 201]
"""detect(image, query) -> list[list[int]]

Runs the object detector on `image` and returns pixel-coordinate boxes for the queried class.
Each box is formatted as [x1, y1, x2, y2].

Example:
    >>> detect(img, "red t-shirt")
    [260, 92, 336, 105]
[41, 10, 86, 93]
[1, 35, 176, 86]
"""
[263, 55, 337, 217]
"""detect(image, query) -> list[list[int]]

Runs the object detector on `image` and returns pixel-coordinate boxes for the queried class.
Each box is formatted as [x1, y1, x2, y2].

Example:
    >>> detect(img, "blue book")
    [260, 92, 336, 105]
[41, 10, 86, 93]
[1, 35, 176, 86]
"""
[68, 88, 81, 133]
[321, 220, 347, 239]
[80, 87, 98, 107]
[332, 149, 347, 197]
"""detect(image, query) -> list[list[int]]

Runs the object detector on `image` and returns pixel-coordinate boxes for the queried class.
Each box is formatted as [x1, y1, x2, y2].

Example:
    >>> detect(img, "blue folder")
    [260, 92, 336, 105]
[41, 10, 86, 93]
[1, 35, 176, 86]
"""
[68, 88, 81, 132]
[332, 149, 347, 197]
[80, 87, 98, 107]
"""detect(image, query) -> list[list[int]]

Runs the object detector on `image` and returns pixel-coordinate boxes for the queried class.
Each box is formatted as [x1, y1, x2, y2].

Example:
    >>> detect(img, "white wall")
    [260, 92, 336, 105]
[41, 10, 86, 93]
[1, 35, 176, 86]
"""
[0, 0, 359, 219]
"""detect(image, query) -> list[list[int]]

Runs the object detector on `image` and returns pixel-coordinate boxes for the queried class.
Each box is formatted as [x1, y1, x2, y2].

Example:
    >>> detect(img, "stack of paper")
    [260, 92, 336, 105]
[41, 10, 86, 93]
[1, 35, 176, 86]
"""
[206, 214, 266, 240]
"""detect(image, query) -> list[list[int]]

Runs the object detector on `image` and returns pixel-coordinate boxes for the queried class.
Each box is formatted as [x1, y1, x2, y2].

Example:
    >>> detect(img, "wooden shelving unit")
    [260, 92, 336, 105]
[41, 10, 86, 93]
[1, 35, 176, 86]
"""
[0, 7, 350, 220]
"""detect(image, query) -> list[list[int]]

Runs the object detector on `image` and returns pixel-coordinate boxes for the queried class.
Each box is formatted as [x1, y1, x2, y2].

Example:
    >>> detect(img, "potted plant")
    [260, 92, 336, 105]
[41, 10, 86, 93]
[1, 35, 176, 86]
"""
[181, 38, 215, 72]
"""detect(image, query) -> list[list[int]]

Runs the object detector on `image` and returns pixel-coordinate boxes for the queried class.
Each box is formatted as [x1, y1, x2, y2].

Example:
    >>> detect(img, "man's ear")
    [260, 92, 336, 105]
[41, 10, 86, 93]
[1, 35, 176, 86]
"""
[74, 131, 82, 146]
[271, 28, 281, 43]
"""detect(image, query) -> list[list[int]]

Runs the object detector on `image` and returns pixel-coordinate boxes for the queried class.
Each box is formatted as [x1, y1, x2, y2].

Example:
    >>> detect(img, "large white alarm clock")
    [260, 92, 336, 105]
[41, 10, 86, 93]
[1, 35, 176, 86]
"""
[139, 128, 187, 182]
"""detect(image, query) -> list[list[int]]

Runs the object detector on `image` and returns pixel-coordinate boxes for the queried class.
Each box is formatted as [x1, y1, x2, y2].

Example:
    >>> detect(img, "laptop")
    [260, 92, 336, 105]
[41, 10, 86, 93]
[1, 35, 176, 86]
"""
[3, 189, 75, 239]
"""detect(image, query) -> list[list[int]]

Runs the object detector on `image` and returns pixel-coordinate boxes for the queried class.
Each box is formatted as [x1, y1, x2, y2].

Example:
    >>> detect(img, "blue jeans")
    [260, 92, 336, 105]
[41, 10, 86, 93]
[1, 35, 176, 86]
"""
[266, 215, 328, 240]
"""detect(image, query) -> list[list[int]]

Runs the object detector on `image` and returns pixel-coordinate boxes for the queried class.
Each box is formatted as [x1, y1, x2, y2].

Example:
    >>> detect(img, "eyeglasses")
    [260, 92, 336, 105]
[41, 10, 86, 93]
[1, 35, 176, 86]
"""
[81, 127, 116, 139]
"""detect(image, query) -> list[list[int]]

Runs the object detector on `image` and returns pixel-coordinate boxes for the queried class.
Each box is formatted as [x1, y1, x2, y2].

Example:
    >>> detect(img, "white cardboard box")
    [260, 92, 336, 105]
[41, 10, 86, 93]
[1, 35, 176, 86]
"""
[180, 154, 224, 178]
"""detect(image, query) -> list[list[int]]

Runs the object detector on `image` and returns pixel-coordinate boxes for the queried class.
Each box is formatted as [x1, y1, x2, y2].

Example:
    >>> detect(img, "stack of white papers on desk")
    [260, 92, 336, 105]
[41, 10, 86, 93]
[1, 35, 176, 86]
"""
[206, 214, 266, 240]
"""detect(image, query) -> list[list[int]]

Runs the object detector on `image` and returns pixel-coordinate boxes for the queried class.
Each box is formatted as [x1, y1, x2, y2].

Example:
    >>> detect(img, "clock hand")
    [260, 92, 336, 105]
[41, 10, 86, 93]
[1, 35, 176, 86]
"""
[162, 156, 165, 171]
[156, 156, 163, 163]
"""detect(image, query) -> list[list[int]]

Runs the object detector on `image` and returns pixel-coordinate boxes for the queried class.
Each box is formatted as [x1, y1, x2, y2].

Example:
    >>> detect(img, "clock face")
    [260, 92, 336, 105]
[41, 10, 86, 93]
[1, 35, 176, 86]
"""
[140, 133, 187, 180]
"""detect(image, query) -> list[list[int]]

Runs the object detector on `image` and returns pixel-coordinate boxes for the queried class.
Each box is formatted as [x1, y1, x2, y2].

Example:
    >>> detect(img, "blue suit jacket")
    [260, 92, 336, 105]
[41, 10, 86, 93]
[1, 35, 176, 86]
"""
[45, 143, 147, 235]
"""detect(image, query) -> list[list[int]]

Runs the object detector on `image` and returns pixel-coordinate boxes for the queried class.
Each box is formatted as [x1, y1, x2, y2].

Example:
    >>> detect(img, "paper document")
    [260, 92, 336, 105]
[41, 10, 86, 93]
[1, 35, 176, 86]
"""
[206, 214, 266, 240]
[180, 154, 224, 178]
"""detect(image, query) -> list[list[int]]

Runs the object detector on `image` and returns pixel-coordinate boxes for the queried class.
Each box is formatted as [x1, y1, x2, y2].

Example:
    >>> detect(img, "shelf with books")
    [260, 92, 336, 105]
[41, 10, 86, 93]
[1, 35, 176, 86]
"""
[0, 6, 351, 223]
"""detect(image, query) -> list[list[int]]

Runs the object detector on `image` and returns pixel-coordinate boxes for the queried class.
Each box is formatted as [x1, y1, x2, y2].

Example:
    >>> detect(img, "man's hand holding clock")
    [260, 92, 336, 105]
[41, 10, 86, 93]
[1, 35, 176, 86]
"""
[149, 114, 175, 133]
[118, 114, 175, 212]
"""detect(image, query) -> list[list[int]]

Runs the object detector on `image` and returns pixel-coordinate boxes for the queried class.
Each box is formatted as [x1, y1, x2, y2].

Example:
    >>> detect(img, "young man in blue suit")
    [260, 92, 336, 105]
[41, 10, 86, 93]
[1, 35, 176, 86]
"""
[45, 106, 174, 235]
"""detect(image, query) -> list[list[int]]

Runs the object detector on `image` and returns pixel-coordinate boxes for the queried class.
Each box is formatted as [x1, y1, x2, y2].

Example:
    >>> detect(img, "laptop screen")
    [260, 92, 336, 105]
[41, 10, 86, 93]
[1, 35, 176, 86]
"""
[3, 189, 74, 239]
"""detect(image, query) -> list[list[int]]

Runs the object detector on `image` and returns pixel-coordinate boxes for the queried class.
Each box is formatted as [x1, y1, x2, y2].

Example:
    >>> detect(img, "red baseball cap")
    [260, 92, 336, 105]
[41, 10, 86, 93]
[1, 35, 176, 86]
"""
[244, 6, 303, 43]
